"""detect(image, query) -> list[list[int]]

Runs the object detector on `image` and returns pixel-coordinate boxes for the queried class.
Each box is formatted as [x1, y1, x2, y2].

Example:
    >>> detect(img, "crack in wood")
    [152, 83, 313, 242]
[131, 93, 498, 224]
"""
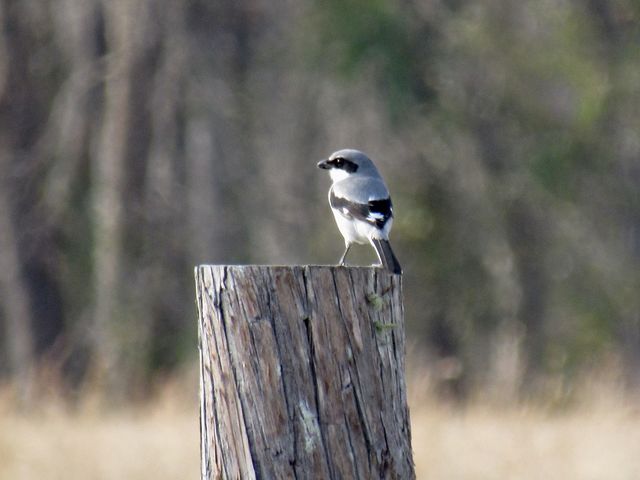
[302, 313, 334, 477]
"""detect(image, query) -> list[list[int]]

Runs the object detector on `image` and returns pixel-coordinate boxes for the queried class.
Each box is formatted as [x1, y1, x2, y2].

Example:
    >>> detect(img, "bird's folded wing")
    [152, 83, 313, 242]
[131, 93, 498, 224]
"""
[330, 189, 393, 229]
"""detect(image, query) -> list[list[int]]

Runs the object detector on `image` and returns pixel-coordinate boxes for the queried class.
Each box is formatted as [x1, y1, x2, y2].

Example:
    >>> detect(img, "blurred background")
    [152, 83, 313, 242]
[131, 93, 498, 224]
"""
[1, 0, 640, 478]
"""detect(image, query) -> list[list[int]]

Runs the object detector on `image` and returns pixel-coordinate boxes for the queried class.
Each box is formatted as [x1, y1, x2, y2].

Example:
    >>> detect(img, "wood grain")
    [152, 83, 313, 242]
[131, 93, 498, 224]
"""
[195, 265, 414, 480]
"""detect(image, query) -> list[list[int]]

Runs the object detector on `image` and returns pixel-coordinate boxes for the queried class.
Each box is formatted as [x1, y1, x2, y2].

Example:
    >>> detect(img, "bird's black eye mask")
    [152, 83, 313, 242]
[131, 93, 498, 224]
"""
[329, 157, 358, 173]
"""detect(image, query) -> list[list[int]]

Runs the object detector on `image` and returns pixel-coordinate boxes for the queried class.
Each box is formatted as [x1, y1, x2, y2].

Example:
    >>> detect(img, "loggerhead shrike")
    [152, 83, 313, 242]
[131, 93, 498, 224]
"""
[317, 149, 402, 274]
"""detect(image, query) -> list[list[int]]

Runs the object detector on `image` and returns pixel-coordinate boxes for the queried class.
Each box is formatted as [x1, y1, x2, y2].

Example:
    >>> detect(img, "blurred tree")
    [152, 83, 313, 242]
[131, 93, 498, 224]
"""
[307, 0, 640, 397]
[0, 0, 639, 401]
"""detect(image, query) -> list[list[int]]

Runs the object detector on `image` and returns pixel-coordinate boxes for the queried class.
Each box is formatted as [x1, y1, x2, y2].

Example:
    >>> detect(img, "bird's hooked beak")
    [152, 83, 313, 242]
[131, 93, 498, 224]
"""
[317, 159, 331, 170]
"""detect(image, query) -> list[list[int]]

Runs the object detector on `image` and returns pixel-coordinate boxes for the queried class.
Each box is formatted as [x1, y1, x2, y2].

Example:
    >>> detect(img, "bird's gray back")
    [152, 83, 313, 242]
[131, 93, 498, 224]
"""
[331, 176, 390, 203]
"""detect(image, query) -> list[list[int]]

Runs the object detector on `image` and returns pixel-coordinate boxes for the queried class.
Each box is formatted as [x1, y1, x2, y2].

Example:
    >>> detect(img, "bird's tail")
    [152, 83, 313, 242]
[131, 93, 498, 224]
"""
[371, 238, 402, 275]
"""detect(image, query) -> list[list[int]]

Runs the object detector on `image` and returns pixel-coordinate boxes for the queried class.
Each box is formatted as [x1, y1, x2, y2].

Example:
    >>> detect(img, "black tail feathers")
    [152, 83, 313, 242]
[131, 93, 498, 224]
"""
[371, 238, 402, 275]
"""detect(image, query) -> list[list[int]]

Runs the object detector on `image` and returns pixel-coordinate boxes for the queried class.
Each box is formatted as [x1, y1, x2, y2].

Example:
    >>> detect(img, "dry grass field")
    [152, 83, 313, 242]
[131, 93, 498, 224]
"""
[1, 372, 639, 480]
[411, 402, 640, 479]
[0, 381, 200, 480]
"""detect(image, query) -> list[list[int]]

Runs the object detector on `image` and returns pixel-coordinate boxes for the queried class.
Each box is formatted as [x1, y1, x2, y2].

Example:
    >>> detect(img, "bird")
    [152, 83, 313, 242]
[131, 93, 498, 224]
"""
[317, 149, 402, 274]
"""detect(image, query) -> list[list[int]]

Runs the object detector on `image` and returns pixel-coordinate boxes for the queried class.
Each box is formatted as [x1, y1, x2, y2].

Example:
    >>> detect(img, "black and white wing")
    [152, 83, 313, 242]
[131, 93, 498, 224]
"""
[329, 187, 393, 229]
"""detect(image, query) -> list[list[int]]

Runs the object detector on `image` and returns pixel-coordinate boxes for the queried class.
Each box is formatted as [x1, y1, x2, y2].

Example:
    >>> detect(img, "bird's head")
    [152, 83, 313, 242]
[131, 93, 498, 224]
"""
[317, 149, 379, 182]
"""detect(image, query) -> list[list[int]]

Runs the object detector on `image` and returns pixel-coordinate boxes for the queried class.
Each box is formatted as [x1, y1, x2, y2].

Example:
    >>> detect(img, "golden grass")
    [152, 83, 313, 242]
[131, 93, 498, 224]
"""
[0, 409, 199, 480]
[411, 402, 640, 479]
[0, 384, 200, 480]
[1, 373, 639, 479]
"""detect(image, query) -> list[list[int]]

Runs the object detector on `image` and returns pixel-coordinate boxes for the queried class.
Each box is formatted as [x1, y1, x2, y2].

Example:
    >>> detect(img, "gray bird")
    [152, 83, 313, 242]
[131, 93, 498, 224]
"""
[317, 149, 402, 274]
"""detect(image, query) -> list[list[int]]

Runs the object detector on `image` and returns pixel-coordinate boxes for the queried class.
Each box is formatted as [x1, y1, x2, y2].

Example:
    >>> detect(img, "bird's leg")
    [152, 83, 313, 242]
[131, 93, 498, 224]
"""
[338, 243, 352, 266]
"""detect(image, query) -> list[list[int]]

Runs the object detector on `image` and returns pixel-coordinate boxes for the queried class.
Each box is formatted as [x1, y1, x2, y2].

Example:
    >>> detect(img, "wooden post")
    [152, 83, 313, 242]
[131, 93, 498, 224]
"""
[195, 265, 414, 480]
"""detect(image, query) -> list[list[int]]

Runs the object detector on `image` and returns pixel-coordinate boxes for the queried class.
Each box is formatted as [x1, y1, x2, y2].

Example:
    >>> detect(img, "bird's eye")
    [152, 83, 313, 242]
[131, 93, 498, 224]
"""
[335, 157, 344, 166]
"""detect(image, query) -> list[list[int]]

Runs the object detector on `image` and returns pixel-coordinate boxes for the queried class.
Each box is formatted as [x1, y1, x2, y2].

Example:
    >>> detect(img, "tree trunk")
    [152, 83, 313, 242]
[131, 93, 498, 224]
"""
[195, 265, 414, 480]
[89, 0, 137, 391]
[0, 149, 34, 401]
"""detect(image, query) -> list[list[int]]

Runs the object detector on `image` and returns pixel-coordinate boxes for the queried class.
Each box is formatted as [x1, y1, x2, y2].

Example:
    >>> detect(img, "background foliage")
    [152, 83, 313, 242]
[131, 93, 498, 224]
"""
[1, 0, 639, 402]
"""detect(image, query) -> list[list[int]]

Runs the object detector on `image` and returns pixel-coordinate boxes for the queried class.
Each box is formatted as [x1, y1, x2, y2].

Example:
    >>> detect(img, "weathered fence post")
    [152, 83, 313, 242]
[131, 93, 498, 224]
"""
[195, 265, 414, 480]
